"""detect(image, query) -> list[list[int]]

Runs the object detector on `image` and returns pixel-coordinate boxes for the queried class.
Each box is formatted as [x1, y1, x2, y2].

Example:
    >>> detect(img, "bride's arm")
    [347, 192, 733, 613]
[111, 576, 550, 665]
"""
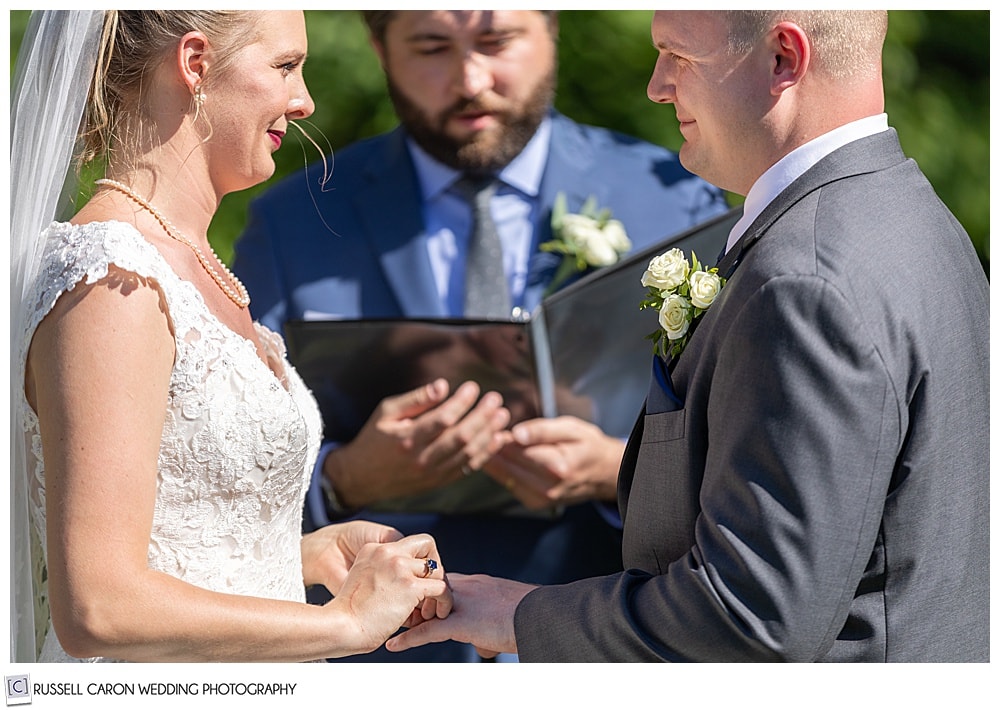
[27, 271, 446, 662]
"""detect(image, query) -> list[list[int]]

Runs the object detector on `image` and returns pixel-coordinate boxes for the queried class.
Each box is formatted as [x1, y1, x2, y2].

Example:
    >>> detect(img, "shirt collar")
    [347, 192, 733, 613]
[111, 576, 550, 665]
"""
[407, 113, 552, 200]
[727, 113, 889, 253]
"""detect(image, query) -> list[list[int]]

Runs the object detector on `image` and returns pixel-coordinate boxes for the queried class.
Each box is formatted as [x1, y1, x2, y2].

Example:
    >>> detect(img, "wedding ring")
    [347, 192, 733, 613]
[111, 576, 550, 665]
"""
[421, 559, 438, 578]
[461, 465, 473, 477]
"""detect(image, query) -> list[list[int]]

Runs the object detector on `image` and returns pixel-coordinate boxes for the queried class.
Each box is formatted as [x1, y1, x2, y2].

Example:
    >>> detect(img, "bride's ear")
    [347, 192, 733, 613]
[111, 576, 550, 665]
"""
[177, 31, 210, 94]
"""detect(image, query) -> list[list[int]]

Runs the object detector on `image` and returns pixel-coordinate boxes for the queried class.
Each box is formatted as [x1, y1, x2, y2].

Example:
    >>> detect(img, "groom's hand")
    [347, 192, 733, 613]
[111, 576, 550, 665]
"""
[386, 573, 533, 655]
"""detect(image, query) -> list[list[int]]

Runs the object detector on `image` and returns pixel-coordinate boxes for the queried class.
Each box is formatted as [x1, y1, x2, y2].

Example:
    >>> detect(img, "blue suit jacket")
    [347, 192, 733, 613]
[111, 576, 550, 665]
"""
[233, 110, 725, 588]
[236, 112, 725, 331]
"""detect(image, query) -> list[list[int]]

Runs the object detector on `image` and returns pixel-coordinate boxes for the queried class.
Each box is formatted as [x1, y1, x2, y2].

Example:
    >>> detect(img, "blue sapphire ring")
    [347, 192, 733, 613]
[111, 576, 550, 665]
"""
[421, 559, 438, 578]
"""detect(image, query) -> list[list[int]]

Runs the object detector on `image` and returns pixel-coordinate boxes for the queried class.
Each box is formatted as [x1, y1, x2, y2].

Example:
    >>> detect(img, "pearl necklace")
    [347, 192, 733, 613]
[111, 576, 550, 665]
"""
[95, 178, 250, 309]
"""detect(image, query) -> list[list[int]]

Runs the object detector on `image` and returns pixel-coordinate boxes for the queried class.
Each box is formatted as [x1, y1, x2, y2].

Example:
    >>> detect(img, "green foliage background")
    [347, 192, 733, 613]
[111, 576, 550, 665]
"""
[10, 10, 989, 274]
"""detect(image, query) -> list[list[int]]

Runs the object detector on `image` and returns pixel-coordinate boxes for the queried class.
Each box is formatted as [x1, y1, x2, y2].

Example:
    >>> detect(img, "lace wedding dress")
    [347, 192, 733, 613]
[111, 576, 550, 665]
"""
[17, 220, 323, 662]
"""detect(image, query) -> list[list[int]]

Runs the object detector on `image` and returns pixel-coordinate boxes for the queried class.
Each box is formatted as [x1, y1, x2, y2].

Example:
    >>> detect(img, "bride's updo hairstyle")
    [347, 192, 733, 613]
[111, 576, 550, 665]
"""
[80, 10, 261, 169]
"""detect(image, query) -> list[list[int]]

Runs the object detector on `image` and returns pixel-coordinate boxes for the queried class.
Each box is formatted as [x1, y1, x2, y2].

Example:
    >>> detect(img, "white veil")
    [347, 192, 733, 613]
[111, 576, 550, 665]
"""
[10, 10, 104, 663]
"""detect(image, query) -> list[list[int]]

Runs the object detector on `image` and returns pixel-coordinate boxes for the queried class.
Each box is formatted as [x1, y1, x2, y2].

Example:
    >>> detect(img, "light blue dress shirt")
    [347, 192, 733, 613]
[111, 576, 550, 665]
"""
[407, 115, 552, 317]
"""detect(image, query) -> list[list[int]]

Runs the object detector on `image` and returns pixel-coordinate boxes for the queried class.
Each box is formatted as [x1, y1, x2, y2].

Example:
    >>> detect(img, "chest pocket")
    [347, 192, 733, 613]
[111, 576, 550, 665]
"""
[641, 408, 687, 443]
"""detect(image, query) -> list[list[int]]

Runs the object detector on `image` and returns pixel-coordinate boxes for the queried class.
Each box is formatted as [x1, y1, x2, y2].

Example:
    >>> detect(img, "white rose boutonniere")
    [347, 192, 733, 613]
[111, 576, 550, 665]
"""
[540, 192, 633, 295]
[640, 249, 725, 360]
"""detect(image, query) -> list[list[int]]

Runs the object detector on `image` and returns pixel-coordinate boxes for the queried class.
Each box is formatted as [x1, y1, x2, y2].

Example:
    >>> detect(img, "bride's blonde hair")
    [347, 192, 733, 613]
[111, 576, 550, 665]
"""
[79, 10, 261, 170]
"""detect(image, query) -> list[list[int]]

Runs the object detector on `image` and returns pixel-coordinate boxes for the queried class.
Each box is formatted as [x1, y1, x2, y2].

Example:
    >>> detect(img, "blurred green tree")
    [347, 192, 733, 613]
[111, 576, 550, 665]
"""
[9, 10, 988, 273]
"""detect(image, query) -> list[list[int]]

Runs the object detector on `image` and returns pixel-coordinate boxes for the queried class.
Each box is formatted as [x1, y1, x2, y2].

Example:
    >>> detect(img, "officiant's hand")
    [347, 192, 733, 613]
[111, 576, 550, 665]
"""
[323, 378, 512, 508]
[301, 520, 404, 594]
[482, 416, 623, 509]
[386, 573, 530, 656]
[325, 533, 453, 657]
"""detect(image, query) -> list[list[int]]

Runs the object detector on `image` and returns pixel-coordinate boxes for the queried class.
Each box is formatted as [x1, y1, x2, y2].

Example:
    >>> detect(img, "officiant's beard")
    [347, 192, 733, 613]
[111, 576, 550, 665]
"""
[387, 70, 555, 175]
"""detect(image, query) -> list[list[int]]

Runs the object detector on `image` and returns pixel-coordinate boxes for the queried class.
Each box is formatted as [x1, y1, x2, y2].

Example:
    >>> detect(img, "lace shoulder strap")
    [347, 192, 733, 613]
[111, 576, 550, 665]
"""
[18, 220, 195, 373]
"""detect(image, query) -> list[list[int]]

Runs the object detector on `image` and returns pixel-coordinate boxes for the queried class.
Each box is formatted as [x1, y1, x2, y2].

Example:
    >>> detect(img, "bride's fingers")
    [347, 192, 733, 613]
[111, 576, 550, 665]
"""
[381, 534, 453, 616]
[433, 595, 452, 619]
[391, 532, 446, 577]
[420, 576, 453, 619]
[413, 556, 440, 580]
[418, 598, 439, 621]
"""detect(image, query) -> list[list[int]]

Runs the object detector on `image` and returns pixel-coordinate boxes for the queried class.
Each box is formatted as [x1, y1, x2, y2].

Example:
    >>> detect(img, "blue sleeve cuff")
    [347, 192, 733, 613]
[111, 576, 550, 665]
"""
[304, 442, 340, 529]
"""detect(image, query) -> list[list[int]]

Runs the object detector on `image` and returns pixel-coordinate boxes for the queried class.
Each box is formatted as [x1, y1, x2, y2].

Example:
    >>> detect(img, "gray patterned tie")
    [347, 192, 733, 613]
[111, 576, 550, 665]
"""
[454, 175, 511, 319]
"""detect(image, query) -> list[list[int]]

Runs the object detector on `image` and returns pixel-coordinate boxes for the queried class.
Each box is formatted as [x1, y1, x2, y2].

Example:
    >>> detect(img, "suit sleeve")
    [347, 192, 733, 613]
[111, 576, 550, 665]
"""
[515, 273, 900, 661]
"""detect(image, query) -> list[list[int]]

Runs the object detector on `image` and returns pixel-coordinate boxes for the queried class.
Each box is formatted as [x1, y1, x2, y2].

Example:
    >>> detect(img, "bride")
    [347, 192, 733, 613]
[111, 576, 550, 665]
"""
[11, 10, 453, 662]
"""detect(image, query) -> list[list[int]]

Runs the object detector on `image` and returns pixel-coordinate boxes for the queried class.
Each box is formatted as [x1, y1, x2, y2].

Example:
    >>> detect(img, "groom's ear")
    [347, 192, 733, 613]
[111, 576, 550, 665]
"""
[177, 31, 211, 93]
[767, 21, 810, 96]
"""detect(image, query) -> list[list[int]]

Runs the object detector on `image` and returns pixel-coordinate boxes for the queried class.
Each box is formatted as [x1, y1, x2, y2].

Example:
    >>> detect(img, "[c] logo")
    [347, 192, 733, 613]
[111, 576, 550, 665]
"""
[5, 675, 31, 706]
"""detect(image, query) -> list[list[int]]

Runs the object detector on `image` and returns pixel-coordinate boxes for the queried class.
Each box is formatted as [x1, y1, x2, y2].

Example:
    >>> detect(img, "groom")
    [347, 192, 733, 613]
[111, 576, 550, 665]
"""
[388, 10, 990, 661]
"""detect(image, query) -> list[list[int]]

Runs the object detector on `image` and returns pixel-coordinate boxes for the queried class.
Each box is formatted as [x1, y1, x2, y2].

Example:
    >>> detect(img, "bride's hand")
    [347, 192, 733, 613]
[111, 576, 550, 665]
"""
[300, 520, 403, 593]
[326, 533, 452, 656]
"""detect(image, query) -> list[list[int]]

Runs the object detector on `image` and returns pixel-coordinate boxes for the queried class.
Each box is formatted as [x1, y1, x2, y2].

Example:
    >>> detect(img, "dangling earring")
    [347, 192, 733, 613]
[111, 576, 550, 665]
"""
[192, 84, 205, 119]
[191, 81, 213, 142]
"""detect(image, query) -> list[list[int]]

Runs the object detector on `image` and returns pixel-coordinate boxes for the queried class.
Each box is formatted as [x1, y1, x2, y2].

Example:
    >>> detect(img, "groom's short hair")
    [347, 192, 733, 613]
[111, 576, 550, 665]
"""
[724, 10, 887, 80]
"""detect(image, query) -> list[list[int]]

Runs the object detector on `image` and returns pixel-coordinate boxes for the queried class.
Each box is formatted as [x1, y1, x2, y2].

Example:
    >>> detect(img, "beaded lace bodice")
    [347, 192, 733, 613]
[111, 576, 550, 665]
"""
[18, 221, 322, 662]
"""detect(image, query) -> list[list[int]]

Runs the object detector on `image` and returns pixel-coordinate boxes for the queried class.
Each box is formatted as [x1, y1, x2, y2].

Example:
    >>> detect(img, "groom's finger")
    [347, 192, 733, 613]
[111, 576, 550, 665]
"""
[386, 618, 454, 652]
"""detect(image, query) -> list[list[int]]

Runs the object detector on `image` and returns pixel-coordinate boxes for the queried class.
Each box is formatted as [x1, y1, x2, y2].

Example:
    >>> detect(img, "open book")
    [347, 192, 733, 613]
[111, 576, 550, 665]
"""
[284, 207, 740, 444]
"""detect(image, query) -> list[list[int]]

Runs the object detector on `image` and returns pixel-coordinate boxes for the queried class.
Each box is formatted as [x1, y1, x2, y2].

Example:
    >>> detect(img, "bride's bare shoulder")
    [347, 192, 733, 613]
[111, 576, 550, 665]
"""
[70, 191, 140, 228]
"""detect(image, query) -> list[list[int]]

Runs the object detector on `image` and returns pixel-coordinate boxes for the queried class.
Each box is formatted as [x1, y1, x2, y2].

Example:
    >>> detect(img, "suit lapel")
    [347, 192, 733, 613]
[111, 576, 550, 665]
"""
[354, 130, 446, 318]
[620, 129, 911, 515]
[718, 129, 908, 281]
[523, 113, 598, 311]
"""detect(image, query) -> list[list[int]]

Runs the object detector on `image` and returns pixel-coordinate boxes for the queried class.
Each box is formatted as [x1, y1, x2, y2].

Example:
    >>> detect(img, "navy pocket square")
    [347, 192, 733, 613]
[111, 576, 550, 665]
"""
[646, 355, 683, 414]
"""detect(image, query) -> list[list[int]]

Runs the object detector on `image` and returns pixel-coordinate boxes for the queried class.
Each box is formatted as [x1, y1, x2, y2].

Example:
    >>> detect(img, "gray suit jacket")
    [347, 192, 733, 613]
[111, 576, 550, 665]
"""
[514, 129, 990, 661]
